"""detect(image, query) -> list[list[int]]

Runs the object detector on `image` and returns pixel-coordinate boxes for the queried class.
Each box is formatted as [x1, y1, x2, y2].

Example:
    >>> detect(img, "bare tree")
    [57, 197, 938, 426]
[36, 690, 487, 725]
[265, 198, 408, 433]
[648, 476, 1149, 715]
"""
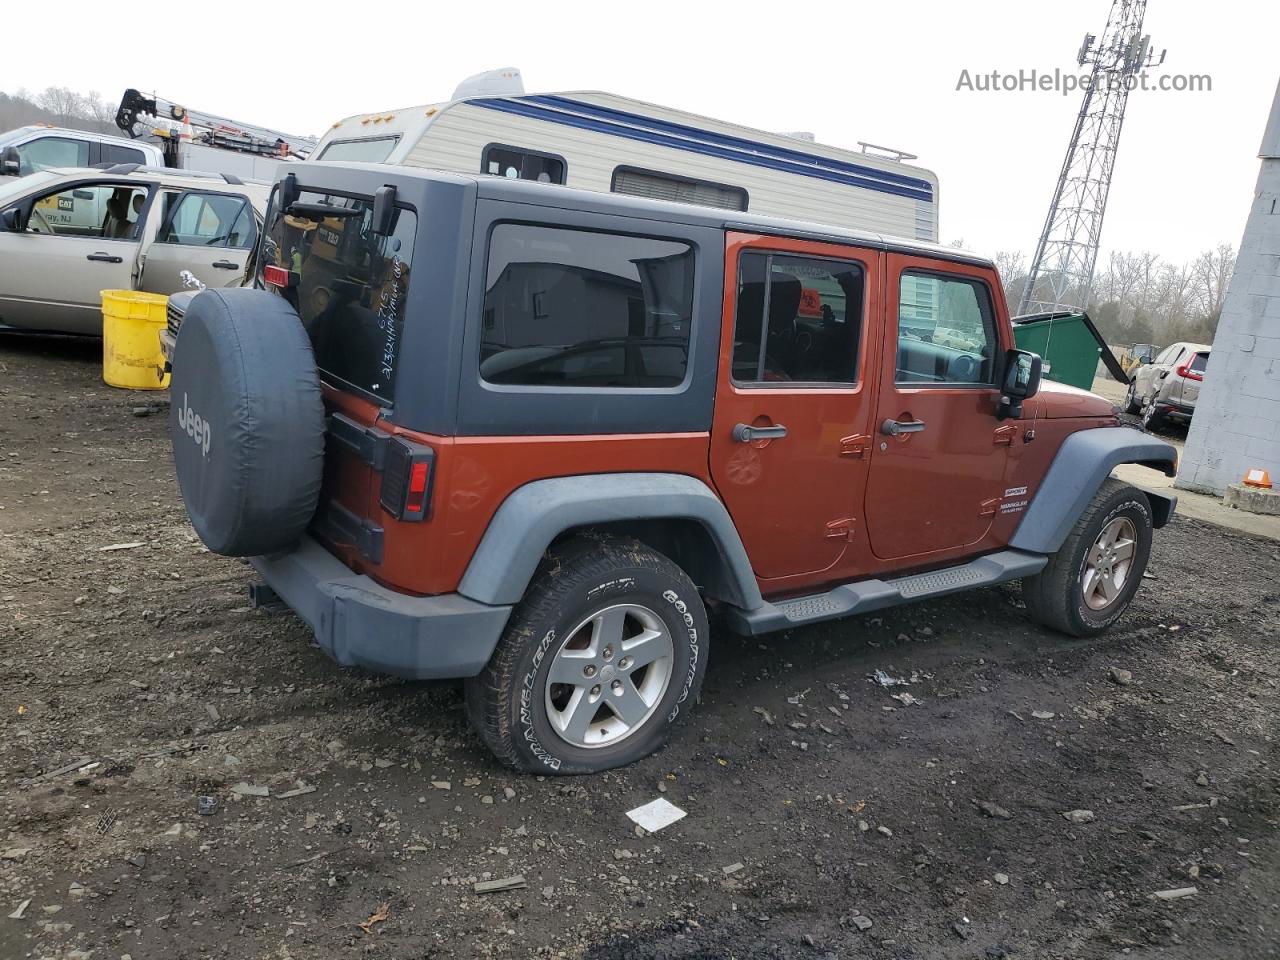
[1191, 243, 1235, 327]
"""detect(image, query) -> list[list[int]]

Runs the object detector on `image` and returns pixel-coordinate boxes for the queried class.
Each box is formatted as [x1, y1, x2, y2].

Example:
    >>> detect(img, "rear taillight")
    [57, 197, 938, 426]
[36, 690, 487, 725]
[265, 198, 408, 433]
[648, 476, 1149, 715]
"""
[1176, 363, 1204, 381]
[263, 264, 297, 289]
[379, 437, 434, 522]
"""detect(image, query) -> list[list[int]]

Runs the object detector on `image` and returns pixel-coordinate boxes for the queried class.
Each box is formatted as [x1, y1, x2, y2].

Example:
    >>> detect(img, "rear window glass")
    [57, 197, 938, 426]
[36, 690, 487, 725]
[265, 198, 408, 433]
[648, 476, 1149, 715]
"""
[1189, 352, 1208, 374]
[481, 223, 694, 388]
[260, 189, 415, 402]
[317, 137, 399, 163]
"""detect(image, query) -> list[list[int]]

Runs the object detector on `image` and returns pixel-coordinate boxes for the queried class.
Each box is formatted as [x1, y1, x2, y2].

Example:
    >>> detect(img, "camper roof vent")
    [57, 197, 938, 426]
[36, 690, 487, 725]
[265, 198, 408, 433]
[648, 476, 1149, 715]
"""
[452, 68, 525, 101]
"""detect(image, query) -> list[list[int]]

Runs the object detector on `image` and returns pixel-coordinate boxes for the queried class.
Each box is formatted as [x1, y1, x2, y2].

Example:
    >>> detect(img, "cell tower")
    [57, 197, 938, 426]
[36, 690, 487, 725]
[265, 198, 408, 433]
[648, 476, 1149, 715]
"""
[1018, 0, 1165, 315]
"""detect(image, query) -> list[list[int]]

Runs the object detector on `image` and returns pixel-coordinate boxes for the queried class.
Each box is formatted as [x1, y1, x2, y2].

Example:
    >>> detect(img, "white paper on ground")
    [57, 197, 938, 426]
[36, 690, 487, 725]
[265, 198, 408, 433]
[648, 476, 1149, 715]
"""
[626, 797, 687, 833]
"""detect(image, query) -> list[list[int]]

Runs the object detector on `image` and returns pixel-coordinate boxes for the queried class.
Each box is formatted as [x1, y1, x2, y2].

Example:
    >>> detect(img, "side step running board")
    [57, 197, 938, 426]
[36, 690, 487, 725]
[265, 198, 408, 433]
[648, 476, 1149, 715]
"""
[725, 549, 1048, 636]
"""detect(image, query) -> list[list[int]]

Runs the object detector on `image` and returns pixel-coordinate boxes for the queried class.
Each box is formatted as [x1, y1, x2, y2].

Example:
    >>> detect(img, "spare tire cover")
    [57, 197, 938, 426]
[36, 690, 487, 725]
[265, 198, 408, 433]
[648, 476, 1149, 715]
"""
[170, 288, 325, 556]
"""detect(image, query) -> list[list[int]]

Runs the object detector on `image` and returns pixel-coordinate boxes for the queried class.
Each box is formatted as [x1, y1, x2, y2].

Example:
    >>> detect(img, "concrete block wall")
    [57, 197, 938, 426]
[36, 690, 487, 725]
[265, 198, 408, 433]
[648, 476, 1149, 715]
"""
[1176, 77, 1280, 495]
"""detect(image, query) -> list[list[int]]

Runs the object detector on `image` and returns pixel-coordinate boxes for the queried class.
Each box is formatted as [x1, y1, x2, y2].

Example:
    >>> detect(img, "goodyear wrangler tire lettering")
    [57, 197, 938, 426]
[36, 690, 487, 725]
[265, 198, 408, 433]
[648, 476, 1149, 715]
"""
[169, 289, 324, 557]
[465, 536, 709, 774]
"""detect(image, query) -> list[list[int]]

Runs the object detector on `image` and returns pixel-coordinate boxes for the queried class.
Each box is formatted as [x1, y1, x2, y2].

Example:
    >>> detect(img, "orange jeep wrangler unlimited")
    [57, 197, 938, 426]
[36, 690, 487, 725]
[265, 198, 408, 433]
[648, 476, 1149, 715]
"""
[168, 162, 1177, 774]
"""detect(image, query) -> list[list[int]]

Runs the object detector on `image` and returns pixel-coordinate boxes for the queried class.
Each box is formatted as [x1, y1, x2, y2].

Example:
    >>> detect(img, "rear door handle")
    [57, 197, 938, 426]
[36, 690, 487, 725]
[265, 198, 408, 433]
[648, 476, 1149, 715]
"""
[212, 260, 240, 270]
[733, 423, 787, 443]
[881, 418, 926, 436]
[87, 252, 123, 264]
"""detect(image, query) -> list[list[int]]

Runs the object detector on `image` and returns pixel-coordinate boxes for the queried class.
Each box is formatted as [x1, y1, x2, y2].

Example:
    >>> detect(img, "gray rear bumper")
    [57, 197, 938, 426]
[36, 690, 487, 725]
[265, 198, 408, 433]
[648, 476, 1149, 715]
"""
[250, 537, 511, 679]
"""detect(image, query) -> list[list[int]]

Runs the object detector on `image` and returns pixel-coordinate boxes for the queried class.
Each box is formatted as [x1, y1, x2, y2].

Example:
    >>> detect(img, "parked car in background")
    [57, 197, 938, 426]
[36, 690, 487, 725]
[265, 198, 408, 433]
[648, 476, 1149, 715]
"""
[1124, 341, 1211, 429]
[0, 165, 268, 334]
[0, 126, 163, 176]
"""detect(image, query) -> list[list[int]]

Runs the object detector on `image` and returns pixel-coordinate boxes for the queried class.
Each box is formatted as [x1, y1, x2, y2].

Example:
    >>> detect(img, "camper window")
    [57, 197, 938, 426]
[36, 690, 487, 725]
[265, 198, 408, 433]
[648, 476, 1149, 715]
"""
[612, 166, 747, 212]
[316, 137, 400, 163]
[481, 144, 566, 185]
[480, 223, 694, 388]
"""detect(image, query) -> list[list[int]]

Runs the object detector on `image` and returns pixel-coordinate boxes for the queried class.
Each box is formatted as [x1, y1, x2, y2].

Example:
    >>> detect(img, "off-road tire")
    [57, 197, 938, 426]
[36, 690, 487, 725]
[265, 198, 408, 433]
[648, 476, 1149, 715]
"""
[465, 536, 709, 774]
[1123, 381, 1141, 415]
[1021, 478, 1153, 638]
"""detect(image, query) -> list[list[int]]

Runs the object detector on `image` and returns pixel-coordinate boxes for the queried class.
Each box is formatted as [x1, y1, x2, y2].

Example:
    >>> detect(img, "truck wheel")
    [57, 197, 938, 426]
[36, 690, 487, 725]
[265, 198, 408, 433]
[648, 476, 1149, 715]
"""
[1021, 478, 1153, 638]
[465, 536, 709, 774]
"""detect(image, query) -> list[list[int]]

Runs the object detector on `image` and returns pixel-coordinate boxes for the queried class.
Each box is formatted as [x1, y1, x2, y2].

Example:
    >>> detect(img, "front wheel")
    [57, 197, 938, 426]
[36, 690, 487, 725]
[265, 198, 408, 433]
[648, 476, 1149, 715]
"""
[1021, 478, 1154, 637]
[1123, 381, 1141, 415]
[465, 536, 709, 774]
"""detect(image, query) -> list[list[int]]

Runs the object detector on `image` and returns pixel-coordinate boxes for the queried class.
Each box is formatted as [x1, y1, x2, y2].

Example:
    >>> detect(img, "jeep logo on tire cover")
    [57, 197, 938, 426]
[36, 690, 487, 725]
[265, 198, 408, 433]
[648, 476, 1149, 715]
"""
[177, 393, 211, 457]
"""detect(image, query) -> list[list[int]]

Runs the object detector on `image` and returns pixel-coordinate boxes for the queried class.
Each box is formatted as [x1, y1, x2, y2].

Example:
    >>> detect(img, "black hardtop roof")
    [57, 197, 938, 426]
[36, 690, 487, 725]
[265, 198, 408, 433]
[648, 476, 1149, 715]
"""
[289, 160, 991, 268]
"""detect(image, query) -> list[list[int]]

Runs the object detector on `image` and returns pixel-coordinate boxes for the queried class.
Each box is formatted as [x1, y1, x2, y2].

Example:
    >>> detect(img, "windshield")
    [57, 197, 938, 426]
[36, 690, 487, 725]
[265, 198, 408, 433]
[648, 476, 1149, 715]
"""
[259, 188, 415, 403]
[317, 137, 400, 163]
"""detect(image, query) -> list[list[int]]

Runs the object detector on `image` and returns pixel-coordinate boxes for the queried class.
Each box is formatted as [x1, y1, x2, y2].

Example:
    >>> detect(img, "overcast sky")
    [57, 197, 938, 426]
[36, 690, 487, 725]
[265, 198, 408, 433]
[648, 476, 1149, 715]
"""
[7, 0, 1276, 265]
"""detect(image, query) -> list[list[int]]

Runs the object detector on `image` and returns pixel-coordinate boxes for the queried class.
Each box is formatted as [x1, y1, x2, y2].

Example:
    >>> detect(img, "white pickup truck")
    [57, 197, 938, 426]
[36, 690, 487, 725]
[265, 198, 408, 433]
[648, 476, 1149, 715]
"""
[0, 164, 268, 335]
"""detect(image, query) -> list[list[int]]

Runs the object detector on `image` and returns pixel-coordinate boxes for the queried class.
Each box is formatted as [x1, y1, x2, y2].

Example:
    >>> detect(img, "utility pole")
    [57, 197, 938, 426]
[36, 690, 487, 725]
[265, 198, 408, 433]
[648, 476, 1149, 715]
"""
[1018, 0, 1165, 315]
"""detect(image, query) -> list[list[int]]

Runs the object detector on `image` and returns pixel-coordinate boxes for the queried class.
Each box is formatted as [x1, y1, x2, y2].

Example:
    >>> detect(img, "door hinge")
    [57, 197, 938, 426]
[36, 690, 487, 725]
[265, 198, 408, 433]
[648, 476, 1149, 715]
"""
[840, 434, 871, 458]
[993, 425, 1017, 446]
[979, 497, 1000, 517]
[825, 518, 857, 541]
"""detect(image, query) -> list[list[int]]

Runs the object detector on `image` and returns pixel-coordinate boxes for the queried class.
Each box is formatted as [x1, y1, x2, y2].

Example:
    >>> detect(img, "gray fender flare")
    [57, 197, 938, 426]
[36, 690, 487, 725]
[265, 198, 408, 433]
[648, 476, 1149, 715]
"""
[1010, 426, 1178, 555]
[456, 473, 764, 610]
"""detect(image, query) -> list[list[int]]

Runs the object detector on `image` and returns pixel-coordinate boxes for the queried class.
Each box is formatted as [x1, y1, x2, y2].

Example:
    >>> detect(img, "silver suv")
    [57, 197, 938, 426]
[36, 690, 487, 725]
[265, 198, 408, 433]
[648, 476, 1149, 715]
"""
[1124, 341, 1211, 431]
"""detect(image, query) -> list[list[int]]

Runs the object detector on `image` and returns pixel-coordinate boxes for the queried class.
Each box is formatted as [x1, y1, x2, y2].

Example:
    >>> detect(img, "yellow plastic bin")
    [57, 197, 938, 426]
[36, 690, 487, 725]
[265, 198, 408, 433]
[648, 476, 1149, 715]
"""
[101, 290, 170, 390]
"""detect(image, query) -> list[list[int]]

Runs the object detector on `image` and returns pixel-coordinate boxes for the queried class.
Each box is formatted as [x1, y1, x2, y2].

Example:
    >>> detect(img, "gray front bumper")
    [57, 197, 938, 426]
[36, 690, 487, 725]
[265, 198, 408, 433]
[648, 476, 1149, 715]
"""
[250, 536, 512, 679]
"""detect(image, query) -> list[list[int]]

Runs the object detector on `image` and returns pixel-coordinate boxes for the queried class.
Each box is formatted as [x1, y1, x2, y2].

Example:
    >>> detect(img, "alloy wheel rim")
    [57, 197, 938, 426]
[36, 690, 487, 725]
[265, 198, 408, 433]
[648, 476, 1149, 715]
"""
[543, 603, 674, 749]
[1082, 516, 1137, 610]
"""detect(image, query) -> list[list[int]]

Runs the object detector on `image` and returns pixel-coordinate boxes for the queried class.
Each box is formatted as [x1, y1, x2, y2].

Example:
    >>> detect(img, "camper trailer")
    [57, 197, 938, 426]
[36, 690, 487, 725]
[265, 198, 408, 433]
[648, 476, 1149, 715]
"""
[311, 69, 939, 241]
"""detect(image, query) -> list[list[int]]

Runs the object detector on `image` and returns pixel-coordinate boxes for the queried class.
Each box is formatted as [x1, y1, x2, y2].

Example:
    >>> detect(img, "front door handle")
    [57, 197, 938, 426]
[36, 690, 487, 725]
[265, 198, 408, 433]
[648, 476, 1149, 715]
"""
[87, 252, 123, 264]
[881, 418, 926, 436]
[733, 422, 788, 443]
[212, 260, 240, 270]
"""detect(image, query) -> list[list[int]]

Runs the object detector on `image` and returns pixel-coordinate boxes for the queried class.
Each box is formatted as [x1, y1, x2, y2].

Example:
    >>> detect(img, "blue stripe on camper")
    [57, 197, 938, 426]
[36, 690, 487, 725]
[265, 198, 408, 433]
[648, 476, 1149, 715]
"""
[468, 98, 934, 203]
[528, 94, 933, 194]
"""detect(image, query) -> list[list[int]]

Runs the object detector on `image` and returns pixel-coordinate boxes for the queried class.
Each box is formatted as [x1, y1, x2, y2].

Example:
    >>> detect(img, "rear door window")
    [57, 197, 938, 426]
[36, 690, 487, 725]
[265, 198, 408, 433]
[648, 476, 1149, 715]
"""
[480, 223, 694, 387]
[260, 189, 416, 403]
[159, 192, 255, 248]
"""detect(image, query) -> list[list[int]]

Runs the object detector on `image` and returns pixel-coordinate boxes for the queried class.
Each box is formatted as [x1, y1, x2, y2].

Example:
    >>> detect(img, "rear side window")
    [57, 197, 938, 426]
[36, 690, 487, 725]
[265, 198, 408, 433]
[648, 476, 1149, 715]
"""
[481, 223, 694, 387]
[260, 189, 416, 403]
[101, 143, 148, 166]
[896, 271, 997, 385]
[1188, 352, 1208, 374]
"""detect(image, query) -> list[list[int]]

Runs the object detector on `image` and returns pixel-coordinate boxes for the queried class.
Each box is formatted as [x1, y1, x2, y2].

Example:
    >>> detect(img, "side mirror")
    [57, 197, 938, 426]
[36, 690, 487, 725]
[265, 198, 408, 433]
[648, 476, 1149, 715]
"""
[0, 207, 25, 232]
[0, 146, 20, 177]
[371, 184, 398, 237]
[278, 172, 300, 212]
[997, 348, 1042, 420]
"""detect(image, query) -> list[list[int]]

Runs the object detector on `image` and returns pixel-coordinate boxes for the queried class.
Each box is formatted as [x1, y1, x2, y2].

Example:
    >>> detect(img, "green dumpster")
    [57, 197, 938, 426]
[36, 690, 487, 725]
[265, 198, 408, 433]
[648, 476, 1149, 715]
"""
[1012, 310, 1128, 391]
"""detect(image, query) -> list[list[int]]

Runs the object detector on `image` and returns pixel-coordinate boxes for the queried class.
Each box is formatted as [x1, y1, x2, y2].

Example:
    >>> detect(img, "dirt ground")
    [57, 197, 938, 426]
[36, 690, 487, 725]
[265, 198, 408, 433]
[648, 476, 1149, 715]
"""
[2, 332, 1278, 960]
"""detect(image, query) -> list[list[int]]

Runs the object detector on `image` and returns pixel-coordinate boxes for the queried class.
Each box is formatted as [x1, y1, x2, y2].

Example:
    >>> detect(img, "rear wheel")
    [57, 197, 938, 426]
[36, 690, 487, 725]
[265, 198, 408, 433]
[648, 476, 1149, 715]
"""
[465, 536, 709, 774]
[1022, 479, 1153, 637]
